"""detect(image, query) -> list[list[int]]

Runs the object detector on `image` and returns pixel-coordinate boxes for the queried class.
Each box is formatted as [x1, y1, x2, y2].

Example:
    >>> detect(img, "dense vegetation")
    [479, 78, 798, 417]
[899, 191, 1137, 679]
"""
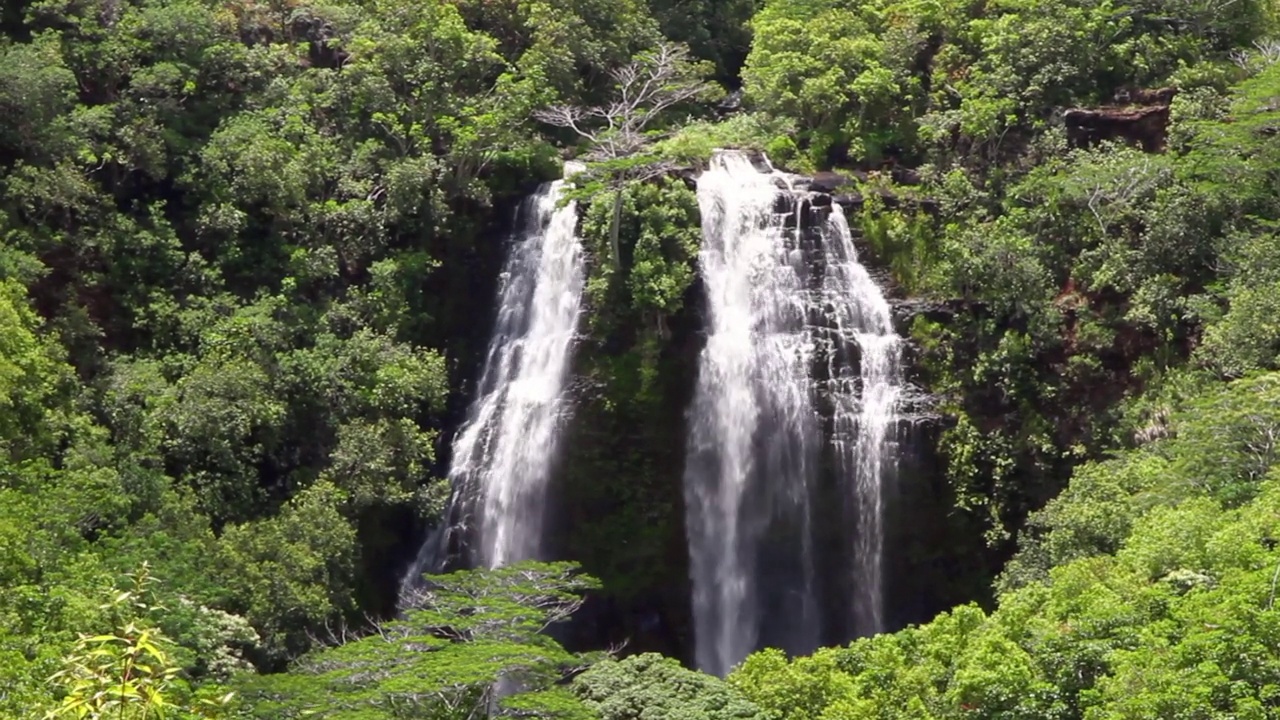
[4, 0, 1280, 716]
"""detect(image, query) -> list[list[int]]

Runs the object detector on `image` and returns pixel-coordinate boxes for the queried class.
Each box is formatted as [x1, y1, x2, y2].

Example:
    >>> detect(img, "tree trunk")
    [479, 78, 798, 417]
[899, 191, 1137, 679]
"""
[608, 188, 623, 271]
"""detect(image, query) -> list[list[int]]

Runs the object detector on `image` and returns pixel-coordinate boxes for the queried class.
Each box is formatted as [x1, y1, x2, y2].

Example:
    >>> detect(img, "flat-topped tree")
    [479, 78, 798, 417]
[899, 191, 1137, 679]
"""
[237, 561, 602, 720]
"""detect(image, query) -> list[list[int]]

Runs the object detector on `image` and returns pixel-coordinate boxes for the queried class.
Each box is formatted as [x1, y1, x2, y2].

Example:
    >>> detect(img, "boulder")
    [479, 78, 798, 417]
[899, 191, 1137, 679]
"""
[808, 170, 859, 193]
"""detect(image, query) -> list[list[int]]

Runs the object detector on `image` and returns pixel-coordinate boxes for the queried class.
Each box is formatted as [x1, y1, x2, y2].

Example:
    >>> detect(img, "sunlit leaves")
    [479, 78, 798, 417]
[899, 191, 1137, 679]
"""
[239, 562, 599, 719]
[0, 279, 68, 455]
[575, 653, 763, 720]
[0, 34, 77, 157]
[730, 648, 857, 720]
[215, 480, 357, 662]
[744, 0, 921, 164]
[745, 0, 1274, 163]
[42, 565, 239, 720]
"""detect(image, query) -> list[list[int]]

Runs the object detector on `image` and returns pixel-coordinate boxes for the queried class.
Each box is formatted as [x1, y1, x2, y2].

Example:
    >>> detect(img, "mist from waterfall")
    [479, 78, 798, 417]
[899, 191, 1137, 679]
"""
[401, 163, 585, 600]
[684, 150, 904, 675]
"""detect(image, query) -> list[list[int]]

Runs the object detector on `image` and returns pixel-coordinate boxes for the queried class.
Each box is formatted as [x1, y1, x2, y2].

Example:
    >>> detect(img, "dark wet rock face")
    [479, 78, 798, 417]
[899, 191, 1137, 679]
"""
[807, 170, 860, 193]
[549, 178, 997, 663]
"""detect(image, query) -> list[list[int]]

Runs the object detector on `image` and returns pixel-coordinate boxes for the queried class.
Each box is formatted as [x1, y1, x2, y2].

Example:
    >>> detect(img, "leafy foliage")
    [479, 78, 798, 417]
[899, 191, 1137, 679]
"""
[0, 0, 704, 707]
[237, 562, 599, 719]
[43, 566, 237, 720]
[744, 0, 1275, 166]
[6, 0, 1280, 716]
[860, 62, 1280, 542]
[574, 653, 763, 720]
[727, 370, 1280, 720]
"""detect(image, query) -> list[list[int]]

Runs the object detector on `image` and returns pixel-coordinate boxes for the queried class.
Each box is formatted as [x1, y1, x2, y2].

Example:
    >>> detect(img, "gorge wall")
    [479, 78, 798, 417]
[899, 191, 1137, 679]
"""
[410, 158, 1006, 664]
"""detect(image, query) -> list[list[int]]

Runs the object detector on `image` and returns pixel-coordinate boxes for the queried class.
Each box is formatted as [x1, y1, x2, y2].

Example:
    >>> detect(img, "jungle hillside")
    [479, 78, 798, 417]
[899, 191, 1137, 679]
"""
[4, 0, 1280, 717]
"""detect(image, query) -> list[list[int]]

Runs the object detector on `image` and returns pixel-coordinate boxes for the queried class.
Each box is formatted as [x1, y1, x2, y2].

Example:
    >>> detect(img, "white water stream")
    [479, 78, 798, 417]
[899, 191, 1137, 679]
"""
[401, 164, 585, 598]
[685, 151, 904, 675]
[822, 210, 903, 637]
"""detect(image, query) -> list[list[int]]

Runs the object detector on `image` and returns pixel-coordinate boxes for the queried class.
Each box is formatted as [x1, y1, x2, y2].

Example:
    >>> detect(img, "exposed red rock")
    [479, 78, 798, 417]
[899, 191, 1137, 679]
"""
[1064, 87, 1177, 152]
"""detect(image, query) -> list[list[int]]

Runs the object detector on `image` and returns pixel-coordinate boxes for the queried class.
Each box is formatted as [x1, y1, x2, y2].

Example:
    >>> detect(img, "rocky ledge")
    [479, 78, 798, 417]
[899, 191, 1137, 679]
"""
[1064, 87, 1177, 152]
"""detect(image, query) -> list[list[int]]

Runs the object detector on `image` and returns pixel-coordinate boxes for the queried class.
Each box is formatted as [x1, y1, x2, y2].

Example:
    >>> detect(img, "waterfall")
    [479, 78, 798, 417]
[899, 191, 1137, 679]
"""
[684, 152, 821, 677]
[821, 210, 902, 637]
[684, 151, 904, 675]
[401, 163, 585, 598]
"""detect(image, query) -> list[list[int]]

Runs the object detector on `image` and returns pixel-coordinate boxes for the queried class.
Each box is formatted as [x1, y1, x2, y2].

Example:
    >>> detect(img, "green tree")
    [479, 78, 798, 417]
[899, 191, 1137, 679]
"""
[743, 0, 923, 165]
[0, 278, 70, 457]
[214, 481, 358, 664]
[237, 561, 600, 719]
[575, 653, 763, 720]
[43, 565, 236, 720]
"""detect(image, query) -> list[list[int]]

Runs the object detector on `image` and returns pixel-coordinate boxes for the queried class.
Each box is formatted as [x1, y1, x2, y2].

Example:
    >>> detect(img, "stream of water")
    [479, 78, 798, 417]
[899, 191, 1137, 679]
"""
[685, 151, 904, 675]
[401, 164, 585, 599]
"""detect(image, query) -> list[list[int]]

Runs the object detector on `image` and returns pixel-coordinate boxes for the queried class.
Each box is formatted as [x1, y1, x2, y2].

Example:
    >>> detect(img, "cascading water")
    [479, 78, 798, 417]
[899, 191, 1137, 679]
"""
[684, 150, 905, 675]
[401, 163, 585, 598]
[820, 210, 903, 637]
[684, 152, 821, 677]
